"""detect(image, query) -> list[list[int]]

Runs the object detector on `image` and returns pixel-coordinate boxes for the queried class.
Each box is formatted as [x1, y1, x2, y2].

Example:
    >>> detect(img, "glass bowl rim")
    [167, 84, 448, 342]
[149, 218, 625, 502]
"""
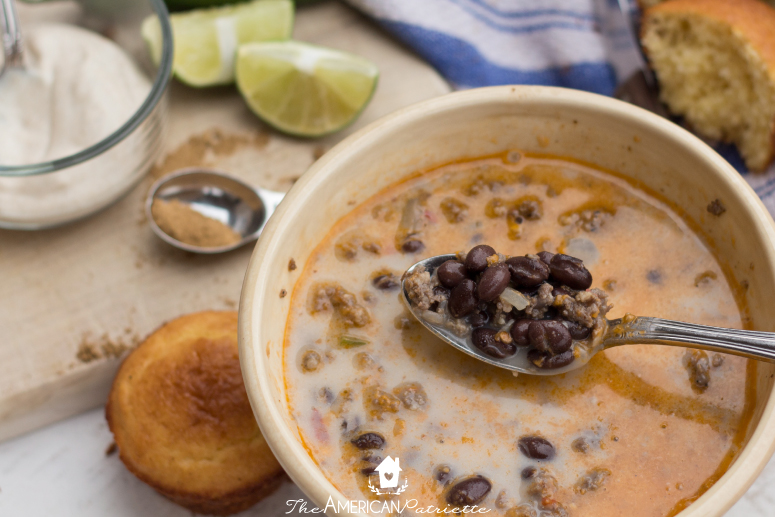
[0, 0, 174, 178]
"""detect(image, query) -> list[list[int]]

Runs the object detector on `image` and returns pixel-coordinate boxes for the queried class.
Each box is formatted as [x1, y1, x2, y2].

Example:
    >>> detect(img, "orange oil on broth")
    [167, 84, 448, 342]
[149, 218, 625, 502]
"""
[282, 153, 757, 517]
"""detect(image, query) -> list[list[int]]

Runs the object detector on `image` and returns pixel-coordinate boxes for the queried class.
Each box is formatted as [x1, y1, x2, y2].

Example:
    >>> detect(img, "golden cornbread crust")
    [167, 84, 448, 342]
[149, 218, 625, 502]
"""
[106, 311, 285, 515]
[647, 0, 775, 70]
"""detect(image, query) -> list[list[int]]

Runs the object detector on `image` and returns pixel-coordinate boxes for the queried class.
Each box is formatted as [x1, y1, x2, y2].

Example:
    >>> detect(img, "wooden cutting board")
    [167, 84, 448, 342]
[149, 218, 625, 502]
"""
[0, 0, 450, 442]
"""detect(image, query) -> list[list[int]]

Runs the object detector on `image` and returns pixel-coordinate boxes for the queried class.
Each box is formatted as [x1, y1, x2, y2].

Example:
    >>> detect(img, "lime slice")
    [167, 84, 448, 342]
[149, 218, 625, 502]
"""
[142, 0, 294, 87]
[235, 41, 379, 137]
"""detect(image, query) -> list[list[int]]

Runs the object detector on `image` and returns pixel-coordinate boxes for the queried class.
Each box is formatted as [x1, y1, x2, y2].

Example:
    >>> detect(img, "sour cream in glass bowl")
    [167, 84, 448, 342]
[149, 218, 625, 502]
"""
[0, 0, 172, 229]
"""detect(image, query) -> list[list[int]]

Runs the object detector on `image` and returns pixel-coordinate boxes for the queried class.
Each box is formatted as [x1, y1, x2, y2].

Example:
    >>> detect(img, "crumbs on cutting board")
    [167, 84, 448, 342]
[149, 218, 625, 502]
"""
[312, 145, 327, 160]
[220, 296, 238, 309]
[76, 332, 139, 363]
[150, 128, 270, 180]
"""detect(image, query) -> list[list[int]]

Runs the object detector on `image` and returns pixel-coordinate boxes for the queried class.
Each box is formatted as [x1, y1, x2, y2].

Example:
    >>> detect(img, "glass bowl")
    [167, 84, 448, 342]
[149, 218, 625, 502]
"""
[0, 0, 173, 229]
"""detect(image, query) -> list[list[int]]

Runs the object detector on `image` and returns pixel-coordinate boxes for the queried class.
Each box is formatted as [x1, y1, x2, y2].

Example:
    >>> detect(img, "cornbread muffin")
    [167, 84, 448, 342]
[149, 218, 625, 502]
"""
[106, 311, 284, 515]
[641, 0, 775, 170]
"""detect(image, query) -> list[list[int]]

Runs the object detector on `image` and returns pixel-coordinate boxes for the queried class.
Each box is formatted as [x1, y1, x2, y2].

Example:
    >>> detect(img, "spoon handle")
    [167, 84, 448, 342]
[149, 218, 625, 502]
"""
[604, 316, 775, 361]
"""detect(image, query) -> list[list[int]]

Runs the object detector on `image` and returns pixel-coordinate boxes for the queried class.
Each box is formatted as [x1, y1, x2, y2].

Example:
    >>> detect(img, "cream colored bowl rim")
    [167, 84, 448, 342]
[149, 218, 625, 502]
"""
[239, 85, 775, 517]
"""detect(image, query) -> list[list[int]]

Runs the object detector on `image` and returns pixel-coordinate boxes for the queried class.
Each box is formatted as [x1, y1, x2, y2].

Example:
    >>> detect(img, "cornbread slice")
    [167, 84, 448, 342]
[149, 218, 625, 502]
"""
[106, 311, 284, 515]
[639, 0, 775, 8]
[641, 0, 775, 170]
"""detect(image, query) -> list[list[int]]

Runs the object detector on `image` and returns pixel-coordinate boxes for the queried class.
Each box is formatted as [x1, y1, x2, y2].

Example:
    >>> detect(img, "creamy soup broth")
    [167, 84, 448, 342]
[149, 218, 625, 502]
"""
[283, 153, 756, 517]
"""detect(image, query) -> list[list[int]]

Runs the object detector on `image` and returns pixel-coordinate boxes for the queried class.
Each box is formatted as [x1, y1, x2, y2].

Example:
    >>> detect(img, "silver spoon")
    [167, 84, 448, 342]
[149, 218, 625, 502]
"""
[0, 0, 23, 77]
[402, 254, 775, 376]
[145, 168, 284, 254]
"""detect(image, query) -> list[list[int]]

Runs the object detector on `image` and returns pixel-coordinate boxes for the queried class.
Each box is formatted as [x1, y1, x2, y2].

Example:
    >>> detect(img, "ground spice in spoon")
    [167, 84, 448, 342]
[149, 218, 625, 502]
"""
[151, 198, 241, 248]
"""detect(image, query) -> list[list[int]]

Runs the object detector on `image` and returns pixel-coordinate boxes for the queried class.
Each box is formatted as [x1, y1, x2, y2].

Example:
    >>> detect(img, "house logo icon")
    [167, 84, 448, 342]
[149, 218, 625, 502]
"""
[375, 456, 402, 488]
[368, 456, 408, 495]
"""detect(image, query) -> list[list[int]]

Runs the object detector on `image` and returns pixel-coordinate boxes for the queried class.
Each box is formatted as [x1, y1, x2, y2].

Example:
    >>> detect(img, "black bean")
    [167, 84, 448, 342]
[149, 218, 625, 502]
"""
[433, 285, 450, 297]
[647, 269, 662, 284]
[472, 328, 516, 359]
[372, 273, 399, 290]
[552, 285, 572, 298]
[468, 311, 489, 328]
[506, 256, 550, 288]
[518, 200, 542, 220]
[402, 239, 425, 253]
[449, 279, 479, 318]
[537, 251, 555, 265]
[360, 454, 383, 474]
[507, 208, 524, 225]
[434, 465, 453, 485]
[516, 284, 542, 297]
[429, 287, 446, 310]
[510, 319, 532, 347]
[465, 245, 496, 274]
[351, 432, 385, 450]
[549, 254, 592, 290]
[521, 466, 537, 479]
[477, 263, 511, 302]
[528, 320, 572, 354]
[437, 260, 468, 288]
[518, 436, 555, 460]
[565, 321, 591, 340]
[446, 476, 492, 506]
[528, 349, 575, 369]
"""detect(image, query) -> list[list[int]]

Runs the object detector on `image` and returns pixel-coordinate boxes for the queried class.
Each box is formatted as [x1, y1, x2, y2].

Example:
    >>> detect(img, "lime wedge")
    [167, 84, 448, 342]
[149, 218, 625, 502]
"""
[235, 41, 379, 137]
[142, 0, 294, 87]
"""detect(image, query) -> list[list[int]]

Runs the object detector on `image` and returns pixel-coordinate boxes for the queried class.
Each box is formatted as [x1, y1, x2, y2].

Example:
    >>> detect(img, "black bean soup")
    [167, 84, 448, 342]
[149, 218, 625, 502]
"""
[283, 153, 755, 517]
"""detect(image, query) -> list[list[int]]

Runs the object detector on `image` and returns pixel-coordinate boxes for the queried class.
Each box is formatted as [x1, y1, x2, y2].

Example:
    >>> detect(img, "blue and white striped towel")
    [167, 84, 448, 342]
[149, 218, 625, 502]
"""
[344, 0, 775, 216]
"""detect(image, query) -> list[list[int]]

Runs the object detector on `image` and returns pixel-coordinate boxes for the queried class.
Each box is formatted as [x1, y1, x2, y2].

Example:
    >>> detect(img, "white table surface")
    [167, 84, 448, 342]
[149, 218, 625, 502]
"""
[0, 407, 772, 516]
[2, 1, 772, 515]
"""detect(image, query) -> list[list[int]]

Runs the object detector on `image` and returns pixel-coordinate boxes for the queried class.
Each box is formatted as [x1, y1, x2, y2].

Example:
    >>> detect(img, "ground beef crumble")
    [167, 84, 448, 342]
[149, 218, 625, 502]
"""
[311, 283, 371, 327]
[684, 349, 717, 393]
[405, 267, 445, 311]
[405, 266, 470, 335]
[524, 283, 555, 319]
[555, 288, 611, 328]
[575, 467, 611, 494]
[525, 468, 558, 500]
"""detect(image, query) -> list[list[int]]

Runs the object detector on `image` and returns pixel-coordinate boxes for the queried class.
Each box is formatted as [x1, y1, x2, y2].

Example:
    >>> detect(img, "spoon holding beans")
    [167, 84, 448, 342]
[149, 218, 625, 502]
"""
[401, 247, 775, 376]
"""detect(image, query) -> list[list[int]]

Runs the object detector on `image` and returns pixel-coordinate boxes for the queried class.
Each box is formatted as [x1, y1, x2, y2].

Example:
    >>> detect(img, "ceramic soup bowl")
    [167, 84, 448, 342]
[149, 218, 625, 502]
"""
[239, 86, 775, 517]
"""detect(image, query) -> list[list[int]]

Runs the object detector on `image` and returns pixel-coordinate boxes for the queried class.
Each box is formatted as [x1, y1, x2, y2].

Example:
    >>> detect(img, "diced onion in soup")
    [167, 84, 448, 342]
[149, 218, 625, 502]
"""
[422, 310, 445, 325]
[500, 287, 529, 310]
